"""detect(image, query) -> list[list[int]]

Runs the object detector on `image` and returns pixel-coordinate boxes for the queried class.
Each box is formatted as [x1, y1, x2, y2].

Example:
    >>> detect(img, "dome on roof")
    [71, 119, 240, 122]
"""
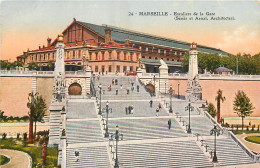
[215, 66, 232, 72]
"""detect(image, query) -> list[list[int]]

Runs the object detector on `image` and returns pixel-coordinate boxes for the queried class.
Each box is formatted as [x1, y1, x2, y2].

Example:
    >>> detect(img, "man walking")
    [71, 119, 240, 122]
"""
[137, 85, 139, 92]
[156, 107, 159, 117]
[150, 100, 153, 107]
[168, 119, 172, 129]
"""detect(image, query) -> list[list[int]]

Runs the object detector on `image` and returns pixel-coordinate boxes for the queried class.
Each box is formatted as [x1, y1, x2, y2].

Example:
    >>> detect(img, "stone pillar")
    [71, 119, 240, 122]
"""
[49, 34, 66, 146]
[159, 59, 169, 94]
[185, 42, 202, 101]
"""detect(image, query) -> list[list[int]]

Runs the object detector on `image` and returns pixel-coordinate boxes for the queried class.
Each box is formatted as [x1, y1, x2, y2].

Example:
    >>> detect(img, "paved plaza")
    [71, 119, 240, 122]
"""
[63, 75, 257, 168]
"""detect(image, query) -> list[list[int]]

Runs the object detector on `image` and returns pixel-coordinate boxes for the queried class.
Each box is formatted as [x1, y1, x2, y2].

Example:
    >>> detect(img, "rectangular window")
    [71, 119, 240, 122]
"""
[78, 50, 81, 58]
[67, 51, 70, 59]
[124, 53, 126, 60]
[130, 66, 133, 72]
[73, 50, 75, 58]
[130, 54, 133, 61]
[102, 65, 105, 72]
[102, 53, 104, 60]
[116, 65, 120, 72]
[117, 52, 120, 60]
[109, 65, 112, 72]
[123, 66, 127, 72]
[95, 66, 98, 72]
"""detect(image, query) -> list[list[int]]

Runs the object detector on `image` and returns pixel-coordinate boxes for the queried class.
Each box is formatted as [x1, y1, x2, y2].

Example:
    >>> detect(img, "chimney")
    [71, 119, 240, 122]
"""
[105, 29, 111, 44]
[47, 37, 52, 47]
[125, 39, 130, 46]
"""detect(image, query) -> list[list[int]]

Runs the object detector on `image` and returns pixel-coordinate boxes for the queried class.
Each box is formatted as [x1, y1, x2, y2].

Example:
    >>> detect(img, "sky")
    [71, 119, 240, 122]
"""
[0, 0, 259, 61]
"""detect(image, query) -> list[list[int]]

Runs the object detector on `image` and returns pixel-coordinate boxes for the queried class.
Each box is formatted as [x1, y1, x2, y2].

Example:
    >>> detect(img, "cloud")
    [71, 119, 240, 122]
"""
[217, 26, 260, 55]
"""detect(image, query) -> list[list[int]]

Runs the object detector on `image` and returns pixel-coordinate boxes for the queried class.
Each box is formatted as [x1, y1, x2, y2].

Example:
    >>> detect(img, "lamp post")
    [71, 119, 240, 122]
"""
[185, 101, 194, 134]
[153, 75, 156, 96]
[103, 101, 112, 138]
[111, 125, 123, 168]
[210, 124, 220, 162]
[169, 85, 173, 113]
[178, 81, 180, 99]
[138, 56, 141, 68]
[98, 84, 102, 115]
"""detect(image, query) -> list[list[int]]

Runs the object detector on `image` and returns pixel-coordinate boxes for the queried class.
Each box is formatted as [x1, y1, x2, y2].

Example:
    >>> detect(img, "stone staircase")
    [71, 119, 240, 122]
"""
[66, 120, 104, 144]
[48, 111, 61, 145]
[117, 141, 213, 168]
[205, 138, 255, 167]
[66, 146, 110, 168]
[108, 118, 187, 141]
[62, 75, 257, 167]
[94, 76, 151, 100]
[100, 101, 168, 118]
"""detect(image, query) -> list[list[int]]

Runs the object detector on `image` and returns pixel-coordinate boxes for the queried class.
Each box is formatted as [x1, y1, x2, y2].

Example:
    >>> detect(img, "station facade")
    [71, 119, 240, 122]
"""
[17, 18, 228, 73]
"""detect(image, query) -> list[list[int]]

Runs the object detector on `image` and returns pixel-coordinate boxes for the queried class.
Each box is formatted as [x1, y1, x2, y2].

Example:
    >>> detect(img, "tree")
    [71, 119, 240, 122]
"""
[28, 62, 38, 70]
[207, 103, 217, 118]
[47, 61, 54, 71]
[32, 95, 47, 136]
[215, 89, 225, 123]
[233, 90, 254, 130]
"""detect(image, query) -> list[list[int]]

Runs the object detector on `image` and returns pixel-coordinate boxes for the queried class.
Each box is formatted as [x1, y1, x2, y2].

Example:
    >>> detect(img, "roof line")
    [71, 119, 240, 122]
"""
[77, 21, 104, 39]
[103, 24, 223, 51]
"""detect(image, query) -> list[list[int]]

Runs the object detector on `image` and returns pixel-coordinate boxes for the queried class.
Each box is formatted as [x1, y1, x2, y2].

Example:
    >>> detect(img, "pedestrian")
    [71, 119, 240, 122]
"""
[131, 86, 134, 92]
[249, 121, 251, 126]
[116, 89, 118, 95]
[112, 79, 114, 85]
[168, 119, 172, 129]
[156, 107, 159, 117]
[159, 103, 162, 111]
[115, 79, 118, 85]
[75, 150, 79, 162]
[137, 85, 139, 92]
[150, 100, 153, 107]
[120, 84, 123, 90]
[127, 89, 129, 94]
[97, 75, 100, 80]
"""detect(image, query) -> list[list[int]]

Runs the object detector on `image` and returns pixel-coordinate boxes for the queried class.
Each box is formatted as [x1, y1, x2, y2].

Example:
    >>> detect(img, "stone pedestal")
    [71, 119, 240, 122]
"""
[159, 60, 169, 94]
[137, 68, 142, 77]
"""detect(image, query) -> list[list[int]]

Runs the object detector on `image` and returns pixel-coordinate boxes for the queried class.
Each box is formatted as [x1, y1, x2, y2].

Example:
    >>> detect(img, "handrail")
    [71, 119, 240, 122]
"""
[197, 105, 259, 162]
[228, 130, 260, 162]
[195, 133, 214, 158]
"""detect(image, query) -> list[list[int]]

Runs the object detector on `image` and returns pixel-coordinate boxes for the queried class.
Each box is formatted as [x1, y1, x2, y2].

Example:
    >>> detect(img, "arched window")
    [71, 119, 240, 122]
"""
[68, 83, 82, 95]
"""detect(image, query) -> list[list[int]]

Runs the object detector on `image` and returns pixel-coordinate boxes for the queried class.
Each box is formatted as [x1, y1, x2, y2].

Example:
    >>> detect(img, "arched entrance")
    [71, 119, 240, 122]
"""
[146, 83, 155, 95]
[68, 83, 82, 95]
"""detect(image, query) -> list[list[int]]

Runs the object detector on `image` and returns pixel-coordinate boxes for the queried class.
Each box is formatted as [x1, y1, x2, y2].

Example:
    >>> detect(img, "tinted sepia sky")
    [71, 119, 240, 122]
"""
[0, 0, 259, 61]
